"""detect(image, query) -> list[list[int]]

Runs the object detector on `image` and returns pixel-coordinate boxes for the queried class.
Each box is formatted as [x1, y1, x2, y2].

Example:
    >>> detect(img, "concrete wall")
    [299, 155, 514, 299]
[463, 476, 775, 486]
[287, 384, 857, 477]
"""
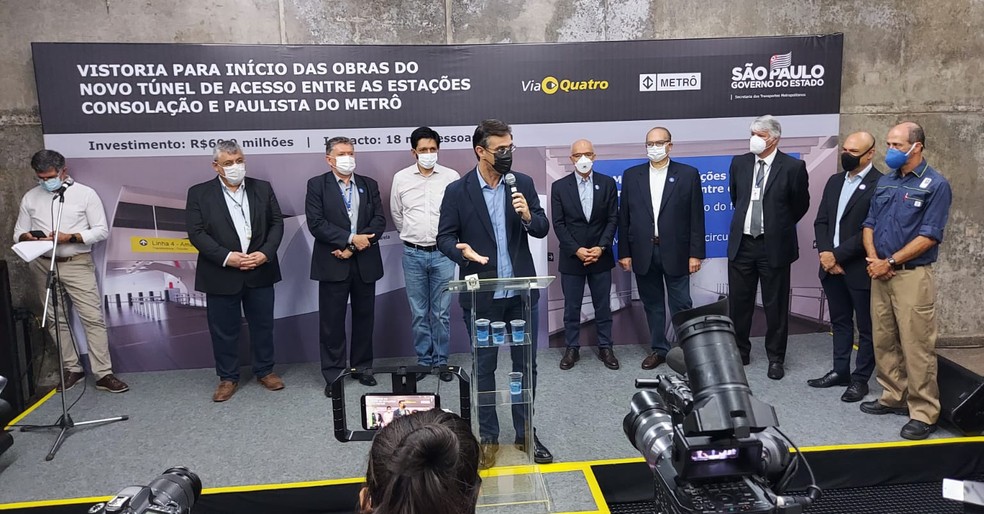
[1, 0, 981, 341]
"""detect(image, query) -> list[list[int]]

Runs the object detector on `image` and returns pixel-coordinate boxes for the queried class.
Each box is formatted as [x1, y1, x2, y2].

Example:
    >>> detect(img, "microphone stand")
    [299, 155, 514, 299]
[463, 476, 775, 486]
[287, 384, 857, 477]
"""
[13, 184, 128, 461]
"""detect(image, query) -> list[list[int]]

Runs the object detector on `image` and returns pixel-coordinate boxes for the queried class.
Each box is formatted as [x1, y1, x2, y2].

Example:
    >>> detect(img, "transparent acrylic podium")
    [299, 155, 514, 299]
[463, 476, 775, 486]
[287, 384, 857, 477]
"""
[447, 275, 555, 511]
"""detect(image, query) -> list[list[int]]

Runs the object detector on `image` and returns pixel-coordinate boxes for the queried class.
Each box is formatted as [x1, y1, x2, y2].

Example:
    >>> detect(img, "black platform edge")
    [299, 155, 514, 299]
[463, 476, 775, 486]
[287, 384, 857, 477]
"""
[594, 439, 984, 506]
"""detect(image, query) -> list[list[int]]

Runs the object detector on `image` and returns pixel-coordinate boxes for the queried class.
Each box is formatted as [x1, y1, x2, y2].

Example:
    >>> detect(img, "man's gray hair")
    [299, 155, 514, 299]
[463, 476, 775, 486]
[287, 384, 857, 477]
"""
[326, 136, 354, 155]
[750, 115, 782, 139]
[212, 140, 243, 161]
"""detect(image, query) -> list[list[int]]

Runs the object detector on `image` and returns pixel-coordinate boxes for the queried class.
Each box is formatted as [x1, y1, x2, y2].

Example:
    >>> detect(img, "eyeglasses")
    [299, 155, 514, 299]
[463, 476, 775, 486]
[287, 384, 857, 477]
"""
[645, 141, 671, 148]
[571, 152, 595, 159]
[484, 144, 516, 158]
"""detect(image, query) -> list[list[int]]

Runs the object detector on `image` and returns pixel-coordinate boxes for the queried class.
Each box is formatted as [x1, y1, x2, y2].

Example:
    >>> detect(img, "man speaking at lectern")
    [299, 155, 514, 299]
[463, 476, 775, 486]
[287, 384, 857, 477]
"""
[437, 119, 553, 466]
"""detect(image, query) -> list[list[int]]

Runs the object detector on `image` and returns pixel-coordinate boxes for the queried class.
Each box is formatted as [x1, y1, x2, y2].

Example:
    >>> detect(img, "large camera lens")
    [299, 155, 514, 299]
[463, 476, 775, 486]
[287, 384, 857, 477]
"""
[147, 467, 202, 510]
[623, 390, 675, 467]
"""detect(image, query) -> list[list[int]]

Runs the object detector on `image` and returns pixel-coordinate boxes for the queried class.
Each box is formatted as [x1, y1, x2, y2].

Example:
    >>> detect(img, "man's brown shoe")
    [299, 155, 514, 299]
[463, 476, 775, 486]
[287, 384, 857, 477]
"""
[95, 374, 129, 393]
[599, 348, 620, 370]
[258, 373, 285, 391]
[212, 380, 238, 402]
[641, 352, 665, 370]
[56, 370, 85, 392]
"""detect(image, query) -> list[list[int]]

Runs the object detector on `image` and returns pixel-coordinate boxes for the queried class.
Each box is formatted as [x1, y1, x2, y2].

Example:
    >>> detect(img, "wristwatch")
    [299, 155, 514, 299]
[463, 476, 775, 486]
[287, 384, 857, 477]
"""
[346, 243, 357, 252]
[887, 257, 897, 268]
[68, 234, 79, 244]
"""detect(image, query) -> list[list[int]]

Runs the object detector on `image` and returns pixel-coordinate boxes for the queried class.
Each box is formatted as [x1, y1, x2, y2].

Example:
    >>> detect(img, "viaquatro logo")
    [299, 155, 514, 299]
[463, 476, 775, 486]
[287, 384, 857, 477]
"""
[521, 76, 609, 95]
[731, 51, 825, 89]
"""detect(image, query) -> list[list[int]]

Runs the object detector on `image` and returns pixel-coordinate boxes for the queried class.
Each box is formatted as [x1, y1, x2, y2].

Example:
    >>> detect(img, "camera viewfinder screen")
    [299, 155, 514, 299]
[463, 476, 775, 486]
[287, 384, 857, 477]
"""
[362, 394, 438, 430]
[690, 448, 739, 462]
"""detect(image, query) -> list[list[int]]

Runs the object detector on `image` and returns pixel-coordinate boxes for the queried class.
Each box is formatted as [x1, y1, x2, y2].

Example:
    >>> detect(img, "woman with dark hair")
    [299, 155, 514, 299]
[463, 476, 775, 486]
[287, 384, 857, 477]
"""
[359, 409, 481, 514]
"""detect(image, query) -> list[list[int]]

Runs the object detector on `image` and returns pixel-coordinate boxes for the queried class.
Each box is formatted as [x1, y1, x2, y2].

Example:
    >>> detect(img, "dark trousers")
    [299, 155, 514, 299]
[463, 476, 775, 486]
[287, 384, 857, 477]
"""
[635, 245, 692, 356]
[318, 261, 376, 384]
[205, 285, 275, 382]
[464, 296, 538, 444]
[561, 271, 613, 348]
[728, 235, 791, 363]
[821, 273, 875, 382]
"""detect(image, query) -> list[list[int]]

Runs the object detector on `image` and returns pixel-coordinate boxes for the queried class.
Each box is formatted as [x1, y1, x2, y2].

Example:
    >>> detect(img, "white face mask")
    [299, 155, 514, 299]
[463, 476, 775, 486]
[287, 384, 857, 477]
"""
[647, 145, 667, 163]
[574, 155, 593, 174]
[222, 163, 246, 185]
[749, 135, 769, 155]
[334, 155, 356, 175]
[417, 152, 438, 170]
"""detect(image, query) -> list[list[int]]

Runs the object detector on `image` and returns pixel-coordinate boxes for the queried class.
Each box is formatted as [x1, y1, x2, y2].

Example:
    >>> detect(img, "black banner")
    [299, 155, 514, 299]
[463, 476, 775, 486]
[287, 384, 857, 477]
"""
[32, 35, 842, 134]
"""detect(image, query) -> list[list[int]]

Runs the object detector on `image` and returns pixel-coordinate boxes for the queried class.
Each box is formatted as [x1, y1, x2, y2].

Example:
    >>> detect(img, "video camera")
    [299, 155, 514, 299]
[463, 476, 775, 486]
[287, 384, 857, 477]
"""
[623, 299, 821, 514]
[329, 365, 470, 442]
[88, 467, 201, 514]
[0, 376, 13, 456]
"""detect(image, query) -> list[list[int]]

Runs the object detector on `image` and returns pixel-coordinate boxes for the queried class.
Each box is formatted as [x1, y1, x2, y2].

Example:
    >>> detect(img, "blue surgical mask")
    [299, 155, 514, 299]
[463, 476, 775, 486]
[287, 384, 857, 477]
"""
[39, 176, 63, 192]
[885, 144, 916, 170]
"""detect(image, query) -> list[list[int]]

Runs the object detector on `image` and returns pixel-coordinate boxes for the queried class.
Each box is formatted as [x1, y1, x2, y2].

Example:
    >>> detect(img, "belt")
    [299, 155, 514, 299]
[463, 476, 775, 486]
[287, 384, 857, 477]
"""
[38, 254, 86, 263]
[893, 263, 925, 271]
[651, 236, 660, 245]
[404, 241, 438, 252]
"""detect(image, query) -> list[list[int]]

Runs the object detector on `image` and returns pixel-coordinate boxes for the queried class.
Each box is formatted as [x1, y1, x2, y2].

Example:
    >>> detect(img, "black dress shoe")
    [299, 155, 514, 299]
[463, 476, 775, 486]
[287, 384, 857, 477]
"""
[533, 436, 553, 464]
[598, 347, 620, 370]
[741, 355, 751, 366]
[559, 347, 580, 370]
[324, 384, 331, 397]
[439, 371, 454, 382]
[860, 400, 909, 416]
[807, 370, 850, 388]
[840, 381, 869, 403]
[767, 362, 784, 380]
[641, 352, 665, 370]
[479, 441, 499, 469]
[359, 375, 377, 387]
[414, 372, 428, 382]
[900, 419, 937, 440]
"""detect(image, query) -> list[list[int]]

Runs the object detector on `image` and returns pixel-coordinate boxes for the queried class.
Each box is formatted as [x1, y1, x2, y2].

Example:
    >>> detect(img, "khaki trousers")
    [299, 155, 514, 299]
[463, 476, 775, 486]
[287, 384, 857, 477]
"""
[29, 253, 114, 378]
[870, 266, 940, 424]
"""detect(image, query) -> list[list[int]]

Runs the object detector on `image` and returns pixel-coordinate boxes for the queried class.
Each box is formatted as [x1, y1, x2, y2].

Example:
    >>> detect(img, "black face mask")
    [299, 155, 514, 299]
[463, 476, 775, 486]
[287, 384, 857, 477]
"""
[840, 143, 874, 172]
[492, 151, 512, 175]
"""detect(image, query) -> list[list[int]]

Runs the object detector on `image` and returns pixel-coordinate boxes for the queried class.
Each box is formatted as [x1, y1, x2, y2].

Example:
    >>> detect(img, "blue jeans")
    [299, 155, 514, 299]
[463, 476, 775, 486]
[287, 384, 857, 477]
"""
[403, 246, 456, 366]
[464, 296, 538, 444]
[636, 246, 692, 356]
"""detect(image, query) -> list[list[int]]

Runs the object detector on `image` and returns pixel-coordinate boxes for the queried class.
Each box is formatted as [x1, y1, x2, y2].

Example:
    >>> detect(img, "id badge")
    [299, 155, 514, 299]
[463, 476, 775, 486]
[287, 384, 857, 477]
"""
[751, 187, 762, 201]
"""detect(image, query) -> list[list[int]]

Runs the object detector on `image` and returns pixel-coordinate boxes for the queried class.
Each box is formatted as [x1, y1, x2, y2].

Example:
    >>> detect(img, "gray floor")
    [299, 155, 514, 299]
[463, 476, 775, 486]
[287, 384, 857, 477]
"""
[0, 332, 960, 509]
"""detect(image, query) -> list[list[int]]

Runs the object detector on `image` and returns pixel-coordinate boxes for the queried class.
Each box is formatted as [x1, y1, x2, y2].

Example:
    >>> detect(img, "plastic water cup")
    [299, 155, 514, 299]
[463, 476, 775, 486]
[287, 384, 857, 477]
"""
[475, 318, 491, 346]
[508, 372, 523, 397]
[491, 321, 507, 345]
[510, 319, 526, 344]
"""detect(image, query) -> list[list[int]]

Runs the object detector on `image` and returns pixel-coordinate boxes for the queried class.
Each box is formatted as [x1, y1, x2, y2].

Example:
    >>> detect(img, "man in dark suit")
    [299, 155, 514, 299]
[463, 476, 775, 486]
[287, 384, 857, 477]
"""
[727, 115, 810, 380]
[617, 127, 706, 369]
[306, 136, 386, 392]
[552, 139, 619, 370]
[810, 131, 882, 402]
[437, 119, 553, 465]
[186, 141, 285, 402]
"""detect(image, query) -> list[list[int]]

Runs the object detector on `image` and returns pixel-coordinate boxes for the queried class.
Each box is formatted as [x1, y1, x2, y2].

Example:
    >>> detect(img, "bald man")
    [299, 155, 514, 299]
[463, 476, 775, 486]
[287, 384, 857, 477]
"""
[617, 127, 705, 370]
[810, 132, 882, 403]
[551, 139, 620, 370]
[860, 121, 952, 440]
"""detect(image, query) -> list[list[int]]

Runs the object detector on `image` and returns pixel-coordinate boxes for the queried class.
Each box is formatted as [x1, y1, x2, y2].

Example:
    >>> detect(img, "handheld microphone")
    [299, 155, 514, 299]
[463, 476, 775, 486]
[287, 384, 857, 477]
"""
[503, 173, 518, 193]
[666, 346, 687, 375]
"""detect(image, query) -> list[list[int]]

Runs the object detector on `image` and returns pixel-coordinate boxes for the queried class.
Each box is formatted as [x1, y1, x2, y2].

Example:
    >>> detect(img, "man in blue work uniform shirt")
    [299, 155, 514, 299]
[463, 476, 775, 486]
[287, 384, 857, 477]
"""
[859, 121, 952, 440]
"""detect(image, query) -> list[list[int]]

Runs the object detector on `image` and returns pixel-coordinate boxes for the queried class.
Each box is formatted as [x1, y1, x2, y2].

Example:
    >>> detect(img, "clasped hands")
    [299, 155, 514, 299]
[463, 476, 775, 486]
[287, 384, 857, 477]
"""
[819, 251, 845, 275]
[332, 233, 375, 260]
[227, 251, 268, 271]
[576, 247, 604, 266]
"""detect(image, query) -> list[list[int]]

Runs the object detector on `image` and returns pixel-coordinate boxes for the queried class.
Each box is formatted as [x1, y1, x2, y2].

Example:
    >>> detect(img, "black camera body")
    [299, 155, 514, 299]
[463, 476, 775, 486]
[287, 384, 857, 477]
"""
[624, 300, 818, 514]
[89, 468, 201, 514]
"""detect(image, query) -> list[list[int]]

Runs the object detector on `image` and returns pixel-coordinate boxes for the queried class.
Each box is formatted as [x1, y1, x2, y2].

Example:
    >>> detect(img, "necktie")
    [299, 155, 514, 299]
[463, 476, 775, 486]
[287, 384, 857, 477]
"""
[750, 160, 765, 237]
[579, 178, 592, 220]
